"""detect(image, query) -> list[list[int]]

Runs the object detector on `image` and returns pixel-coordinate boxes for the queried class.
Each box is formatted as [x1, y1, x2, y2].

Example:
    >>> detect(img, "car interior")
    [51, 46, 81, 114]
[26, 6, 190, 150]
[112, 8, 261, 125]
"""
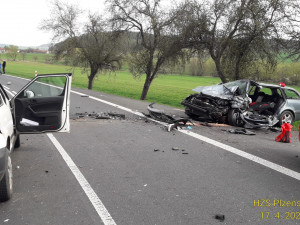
[249, 86, 284, 115]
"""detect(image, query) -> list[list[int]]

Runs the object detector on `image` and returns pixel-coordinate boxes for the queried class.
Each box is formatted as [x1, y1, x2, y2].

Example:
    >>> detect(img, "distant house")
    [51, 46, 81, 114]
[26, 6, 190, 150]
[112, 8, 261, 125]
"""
[19, 49, 48, 54]
[0, 48, 6, 53]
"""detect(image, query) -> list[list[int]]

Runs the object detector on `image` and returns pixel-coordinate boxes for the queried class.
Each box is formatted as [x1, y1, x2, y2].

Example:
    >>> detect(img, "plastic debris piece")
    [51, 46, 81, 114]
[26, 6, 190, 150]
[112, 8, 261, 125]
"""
[154, 149, 160, 152]
[168, 124, 176, 132]
[108, 112, 125, 119]
[187, 126, 192, 130]
[172, 147, 179, 151]
[200, 122, 212, 127]
[227, 128, 256, 135]
[215, 214, 225, 222]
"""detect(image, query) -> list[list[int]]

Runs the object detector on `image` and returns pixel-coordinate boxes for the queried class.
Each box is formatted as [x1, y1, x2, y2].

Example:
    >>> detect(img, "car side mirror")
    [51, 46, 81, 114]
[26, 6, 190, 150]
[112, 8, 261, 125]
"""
[24, 90, 35, 98]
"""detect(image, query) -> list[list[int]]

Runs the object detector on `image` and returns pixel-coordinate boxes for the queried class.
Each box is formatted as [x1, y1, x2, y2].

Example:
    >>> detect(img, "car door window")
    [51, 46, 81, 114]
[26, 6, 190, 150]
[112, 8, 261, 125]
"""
[20, 76, 66, 98]
[284, 89, 300, 99]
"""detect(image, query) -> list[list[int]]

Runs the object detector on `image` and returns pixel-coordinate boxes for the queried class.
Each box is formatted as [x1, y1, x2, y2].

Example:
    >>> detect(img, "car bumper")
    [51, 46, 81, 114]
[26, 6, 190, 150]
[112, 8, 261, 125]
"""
[0, 147, 8, 180]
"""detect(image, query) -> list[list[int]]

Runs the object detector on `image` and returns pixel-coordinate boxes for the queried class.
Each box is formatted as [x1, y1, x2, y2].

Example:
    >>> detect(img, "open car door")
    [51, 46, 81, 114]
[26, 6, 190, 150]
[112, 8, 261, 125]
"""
[12, 73, 72, 133]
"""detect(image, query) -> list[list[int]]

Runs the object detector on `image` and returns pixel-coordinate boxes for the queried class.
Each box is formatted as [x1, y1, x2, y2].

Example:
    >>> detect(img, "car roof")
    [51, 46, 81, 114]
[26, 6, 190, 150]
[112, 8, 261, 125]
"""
[258, 82, 281, 88]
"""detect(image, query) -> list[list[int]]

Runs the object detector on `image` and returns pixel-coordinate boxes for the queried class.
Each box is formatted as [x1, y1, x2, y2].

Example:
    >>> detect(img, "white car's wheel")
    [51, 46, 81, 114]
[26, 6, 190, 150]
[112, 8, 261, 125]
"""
[0, 153, 13, 202]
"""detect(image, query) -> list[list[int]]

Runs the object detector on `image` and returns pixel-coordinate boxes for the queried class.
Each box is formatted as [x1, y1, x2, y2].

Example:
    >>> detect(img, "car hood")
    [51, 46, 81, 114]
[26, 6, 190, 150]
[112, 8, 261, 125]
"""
[192, 84, 236, 100]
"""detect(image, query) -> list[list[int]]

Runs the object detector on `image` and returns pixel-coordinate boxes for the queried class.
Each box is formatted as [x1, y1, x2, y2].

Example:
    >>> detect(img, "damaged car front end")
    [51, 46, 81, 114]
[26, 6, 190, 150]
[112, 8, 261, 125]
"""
[182, 79, 299, 128]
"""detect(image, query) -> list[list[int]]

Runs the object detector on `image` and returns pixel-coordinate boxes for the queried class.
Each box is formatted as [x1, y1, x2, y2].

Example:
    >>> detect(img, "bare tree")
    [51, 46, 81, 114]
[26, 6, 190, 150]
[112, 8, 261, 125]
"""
[109, 0, 187, 100]
[6, 45, 18, 61]
[41, 1, 124, 89]
[21, 52, 27, 61]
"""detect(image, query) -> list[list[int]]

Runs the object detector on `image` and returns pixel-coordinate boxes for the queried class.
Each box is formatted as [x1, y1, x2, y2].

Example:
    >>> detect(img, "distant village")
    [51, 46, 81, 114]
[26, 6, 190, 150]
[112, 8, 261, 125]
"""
[0, 47, 49, 54]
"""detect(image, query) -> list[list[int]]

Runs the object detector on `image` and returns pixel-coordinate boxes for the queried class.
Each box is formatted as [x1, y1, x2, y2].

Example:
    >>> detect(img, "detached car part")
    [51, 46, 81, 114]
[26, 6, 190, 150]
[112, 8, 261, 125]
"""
[147, 103, 190, 128]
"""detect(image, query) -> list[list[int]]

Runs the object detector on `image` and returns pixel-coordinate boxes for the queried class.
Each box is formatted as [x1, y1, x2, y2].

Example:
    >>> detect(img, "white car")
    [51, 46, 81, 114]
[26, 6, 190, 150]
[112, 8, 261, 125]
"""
[0, 73, 72, 201]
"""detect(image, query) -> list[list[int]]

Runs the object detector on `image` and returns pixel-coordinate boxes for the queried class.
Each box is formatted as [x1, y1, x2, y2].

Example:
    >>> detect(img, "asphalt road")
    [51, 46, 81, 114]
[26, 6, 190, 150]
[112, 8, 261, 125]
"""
[1, 74, 300, 225]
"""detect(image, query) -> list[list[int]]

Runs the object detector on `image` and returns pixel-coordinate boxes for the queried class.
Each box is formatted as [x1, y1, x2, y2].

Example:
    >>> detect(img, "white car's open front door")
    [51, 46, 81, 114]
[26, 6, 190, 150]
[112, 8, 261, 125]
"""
[12, 73, 72, 133]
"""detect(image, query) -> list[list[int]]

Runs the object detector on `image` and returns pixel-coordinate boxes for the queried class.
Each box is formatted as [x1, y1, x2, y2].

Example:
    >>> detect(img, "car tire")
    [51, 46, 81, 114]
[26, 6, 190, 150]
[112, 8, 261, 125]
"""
[14, 135, 20, 149]
[279, 111, 294, 125]
[0, 154, 13, 202]
[228, 109, 244, 127]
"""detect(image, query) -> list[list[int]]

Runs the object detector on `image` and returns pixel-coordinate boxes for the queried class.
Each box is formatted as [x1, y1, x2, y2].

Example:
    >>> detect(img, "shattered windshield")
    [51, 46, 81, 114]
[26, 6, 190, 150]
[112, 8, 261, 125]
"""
[223, 80, 248, 96]
[192, 80, 249, 100]
[193, 85, 234, 100]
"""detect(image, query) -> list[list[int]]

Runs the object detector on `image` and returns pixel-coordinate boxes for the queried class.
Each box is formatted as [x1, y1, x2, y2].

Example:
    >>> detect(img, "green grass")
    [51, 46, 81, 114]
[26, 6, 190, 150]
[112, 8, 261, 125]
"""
[5, 61, 220, 108]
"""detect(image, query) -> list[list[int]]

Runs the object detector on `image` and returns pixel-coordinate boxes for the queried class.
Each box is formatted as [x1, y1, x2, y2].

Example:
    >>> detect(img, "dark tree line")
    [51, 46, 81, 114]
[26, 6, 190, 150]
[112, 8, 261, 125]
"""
[41, 0, 300, 100]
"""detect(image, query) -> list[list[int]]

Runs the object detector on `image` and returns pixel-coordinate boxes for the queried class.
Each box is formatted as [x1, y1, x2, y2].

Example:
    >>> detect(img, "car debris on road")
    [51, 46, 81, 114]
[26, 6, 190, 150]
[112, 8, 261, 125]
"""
[146, 103, 191, 131]
[72, 112, 126, 120]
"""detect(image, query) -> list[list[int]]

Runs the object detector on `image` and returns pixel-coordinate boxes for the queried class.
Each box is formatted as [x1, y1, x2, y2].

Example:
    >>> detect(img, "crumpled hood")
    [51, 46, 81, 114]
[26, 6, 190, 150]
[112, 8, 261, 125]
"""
[192, 84, 236, 100]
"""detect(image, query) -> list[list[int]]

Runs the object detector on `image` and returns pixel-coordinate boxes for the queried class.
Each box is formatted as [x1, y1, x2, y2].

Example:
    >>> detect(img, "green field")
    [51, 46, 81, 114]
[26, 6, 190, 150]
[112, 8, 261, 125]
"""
[5, 61, 220, 108]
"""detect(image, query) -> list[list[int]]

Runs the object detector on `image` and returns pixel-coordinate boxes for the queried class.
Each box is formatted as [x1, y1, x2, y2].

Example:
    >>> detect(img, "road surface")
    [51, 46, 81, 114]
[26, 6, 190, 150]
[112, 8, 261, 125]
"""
[1, 74, 300, 225]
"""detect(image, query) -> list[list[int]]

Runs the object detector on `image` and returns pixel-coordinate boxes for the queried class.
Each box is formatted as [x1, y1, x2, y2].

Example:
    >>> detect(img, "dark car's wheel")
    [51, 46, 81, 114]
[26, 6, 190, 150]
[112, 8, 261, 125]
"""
[228, 109, 244, 127]
[0, 154, 13, 202]
[279, 111, 294, 125]
[14, 135, 20, 149]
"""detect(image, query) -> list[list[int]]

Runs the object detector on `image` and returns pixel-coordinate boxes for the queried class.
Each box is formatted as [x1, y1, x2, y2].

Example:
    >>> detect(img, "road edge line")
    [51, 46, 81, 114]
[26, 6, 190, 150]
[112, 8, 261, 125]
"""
[47, 133, 117, 225]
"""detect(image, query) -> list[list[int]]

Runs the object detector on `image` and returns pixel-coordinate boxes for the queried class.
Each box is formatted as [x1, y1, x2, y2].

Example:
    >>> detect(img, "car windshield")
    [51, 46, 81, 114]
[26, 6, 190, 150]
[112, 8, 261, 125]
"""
[223, 80, 248, 95]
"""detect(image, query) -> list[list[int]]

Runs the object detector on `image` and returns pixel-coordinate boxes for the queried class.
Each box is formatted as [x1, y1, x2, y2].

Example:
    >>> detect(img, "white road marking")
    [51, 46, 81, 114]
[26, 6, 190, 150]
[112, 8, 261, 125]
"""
[12, 91, 17, 95]
[179, 130, 300, 180]
[47, 133, 117, 225]
[3, 85, 9, 89]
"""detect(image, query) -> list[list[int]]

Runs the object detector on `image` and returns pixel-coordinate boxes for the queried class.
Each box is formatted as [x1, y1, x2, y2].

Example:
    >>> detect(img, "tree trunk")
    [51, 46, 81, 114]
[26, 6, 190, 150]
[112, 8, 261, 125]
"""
[88, 66, 98, 90]
[140, 76, 152, 100]
[214, 59, 227, 83]
[88, 76, 94, 89]
[234, 59, 241, 80]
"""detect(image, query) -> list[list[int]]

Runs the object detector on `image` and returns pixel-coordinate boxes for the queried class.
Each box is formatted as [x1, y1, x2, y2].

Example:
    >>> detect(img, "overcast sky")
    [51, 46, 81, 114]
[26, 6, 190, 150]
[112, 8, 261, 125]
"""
[0, 0, 106, 47]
